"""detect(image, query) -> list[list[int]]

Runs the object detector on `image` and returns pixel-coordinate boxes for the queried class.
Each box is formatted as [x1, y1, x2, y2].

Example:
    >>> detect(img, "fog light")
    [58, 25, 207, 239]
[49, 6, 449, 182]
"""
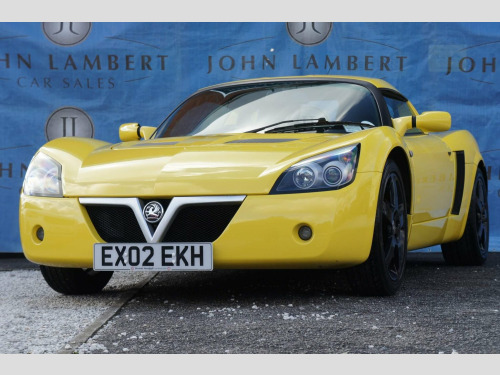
[36, 227, 44, 241]
[298, 225, 312, 241]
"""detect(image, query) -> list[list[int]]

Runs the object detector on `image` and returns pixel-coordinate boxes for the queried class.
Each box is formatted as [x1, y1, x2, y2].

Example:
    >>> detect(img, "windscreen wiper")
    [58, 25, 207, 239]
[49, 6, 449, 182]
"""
[246, 118, 325, 133]
[247, 118, 375, 134]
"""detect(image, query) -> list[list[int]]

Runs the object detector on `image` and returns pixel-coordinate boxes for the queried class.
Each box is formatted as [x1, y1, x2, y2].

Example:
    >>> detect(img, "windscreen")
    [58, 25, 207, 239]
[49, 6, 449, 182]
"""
[155, 81, 381, 138]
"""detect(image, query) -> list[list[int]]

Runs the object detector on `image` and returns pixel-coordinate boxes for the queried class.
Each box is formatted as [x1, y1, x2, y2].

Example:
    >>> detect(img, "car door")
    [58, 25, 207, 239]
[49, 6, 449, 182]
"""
[383, 94, 455, 223]
[403, 131, 455, 222]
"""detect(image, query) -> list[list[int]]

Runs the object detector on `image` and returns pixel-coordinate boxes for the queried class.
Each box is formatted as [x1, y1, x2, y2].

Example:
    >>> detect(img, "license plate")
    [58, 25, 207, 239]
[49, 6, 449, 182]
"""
[93, 243, 213, 271]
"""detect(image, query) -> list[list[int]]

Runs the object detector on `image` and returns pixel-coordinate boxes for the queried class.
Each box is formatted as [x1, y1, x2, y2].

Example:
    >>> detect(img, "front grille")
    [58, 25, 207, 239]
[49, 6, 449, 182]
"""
[84, 200, 241, 243]
[85, 205, 146, 242]
[162, 203, 241, 242]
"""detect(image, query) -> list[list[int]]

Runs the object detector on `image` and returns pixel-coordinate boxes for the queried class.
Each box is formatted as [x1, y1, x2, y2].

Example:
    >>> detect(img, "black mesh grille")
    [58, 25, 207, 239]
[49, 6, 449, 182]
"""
[84, 201, 240, 243]
[85, 205, 146, 242]
[162, 203, 240, 242]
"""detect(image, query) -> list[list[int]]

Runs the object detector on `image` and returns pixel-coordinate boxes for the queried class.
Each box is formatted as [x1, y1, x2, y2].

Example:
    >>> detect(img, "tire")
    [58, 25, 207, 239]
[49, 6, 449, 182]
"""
[40, 266, 113, 295]
[441, 169, 489, 265]
[348, 159, 408, 296]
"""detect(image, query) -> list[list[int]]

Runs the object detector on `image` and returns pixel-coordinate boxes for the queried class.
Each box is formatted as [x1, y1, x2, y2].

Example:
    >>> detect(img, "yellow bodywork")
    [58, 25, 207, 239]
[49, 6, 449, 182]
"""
[19, 76, 485, 269]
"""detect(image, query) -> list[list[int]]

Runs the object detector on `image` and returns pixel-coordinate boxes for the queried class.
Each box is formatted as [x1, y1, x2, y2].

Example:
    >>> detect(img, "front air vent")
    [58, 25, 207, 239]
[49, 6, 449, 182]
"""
[226, 139, 298, 144]
[85, 205, 146, 243]
[83, 198, 242, 243]
[162, 203, 241, 242]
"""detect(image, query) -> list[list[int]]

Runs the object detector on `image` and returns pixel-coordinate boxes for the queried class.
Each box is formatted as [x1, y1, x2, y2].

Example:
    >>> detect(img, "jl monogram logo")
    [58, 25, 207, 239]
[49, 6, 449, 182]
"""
[286, 22, 333, 46]
[42, 22, 92, 46]
[45, 107, 94, 141]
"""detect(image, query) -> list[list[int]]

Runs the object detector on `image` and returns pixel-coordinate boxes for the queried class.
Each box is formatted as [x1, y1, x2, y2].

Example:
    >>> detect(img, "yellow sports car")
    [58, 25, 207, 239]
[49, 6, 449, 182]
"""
[19, 76, 489, 296]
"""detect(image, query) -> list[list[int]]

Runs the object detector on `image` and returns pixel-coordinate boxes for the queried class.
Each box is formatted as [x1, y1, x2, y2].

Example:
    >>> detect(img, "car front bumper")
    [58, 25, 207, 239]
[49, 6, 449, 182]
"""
[20, 172, 381, 269]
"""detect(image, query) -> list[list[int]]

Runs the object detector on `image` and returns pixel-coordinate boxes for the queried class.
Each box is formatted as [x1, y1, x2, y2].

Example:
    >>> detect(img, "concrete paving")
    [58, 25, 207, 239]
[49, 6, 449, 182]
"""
[1, 252, 499, 354]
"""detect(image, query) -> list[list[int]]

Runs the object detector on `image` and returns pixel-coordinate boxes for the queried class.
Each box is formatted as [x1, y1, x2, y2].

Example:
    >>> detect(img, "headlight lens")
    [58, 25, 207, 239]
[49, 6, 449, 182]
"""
[271, 143, 360, 194]
[293, 166, 316, 189]
[23, 153, 63, 197]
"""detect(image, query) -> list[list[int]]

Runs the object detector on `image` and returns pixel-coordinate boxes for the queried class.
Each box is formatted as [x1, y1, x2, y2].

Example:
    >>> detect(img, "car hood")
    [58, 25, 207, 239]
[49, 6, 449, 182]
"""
[48, 132, 373, 197]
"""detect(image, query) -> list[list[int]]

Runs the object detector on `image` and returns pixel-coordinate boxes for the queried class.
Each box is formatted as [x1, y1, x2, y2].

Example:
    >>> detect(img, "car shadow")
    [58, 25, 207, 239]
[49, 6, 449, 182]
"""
[128, 252, 452, 303]
[100, 251, 498, 303]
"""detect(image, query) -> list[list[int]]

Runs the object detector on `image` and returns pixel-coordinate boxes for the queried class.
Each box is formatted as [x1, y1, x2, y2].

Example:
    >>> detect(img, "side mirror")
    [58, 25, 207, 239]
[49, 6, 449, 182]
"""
[119, 123, 156, 142]
[392, 111, 451, 136]
[417, 112, 451, 133]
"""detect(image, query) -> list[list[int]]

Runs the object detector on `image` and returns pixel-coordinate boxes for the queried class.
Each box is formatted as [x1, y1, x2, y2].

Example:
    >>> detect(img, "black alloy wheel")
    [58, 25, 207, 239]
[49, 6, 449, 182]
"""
[381, 170, 407, 283]
[442, 169, 489, 265]
[347, 159, 408, 296]
[474, 174, 489, 257]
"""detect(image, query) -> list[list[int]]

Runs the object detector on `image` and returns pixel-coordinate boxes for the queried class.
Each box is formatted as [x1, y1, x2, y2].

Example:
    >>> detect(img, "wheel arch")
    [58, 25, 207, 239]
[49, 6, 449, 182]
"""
[477, 159, 488, 190]
[387, 146, 412, 215]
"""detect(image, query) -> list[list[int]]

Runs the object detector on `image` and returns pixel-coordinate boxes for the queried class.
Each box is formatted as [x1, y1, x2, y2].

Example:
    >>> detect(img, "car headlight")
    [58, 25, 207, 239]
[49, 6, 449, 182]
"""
[271, 144, 360, 194]
[23, 152, 63, 197]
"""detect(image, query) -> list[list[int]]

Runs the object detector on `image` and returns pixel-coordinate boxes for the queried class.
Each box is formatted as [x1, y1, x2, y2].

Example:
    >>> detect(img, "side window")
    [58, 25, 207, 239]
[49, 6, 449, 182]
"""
[384, 96, 413, 118]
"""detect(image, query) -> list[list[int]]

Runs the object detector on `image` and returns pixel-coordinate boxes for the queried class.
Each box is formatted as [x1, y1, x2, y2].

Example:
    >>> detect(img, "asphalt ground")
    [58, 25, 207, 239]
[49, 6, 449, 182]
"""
[1, 252, 499, 355]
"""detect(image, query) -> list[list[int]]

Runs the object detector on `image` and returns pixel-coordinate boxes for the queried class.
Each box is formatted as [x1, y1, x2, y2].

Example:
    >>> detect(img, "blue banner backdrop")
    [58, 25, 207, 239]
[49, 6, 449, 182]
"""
[0, 22, 498, 252]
